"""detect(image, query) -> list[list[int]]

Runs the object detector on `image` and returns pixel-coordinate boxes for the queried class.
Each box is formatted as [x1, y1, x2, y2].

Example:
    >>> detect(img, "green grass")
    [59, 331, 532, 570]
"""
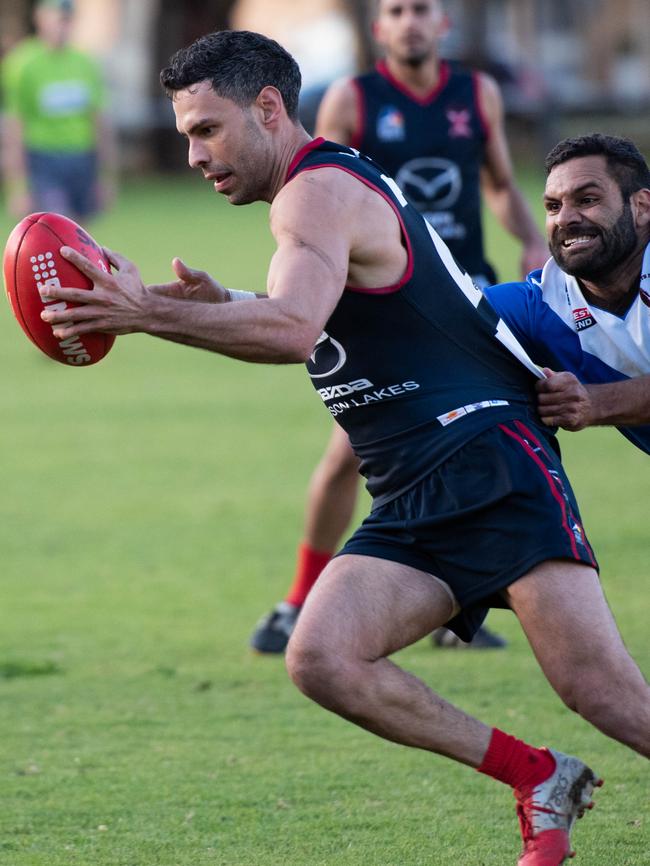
[0, 171, 648, 866]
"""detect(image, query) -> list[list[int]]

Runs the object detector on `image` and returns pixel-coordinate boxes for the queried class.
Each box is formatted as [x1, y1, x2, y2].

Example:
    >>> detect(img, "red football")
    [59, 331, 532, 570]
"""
[3, 212, 115, 366]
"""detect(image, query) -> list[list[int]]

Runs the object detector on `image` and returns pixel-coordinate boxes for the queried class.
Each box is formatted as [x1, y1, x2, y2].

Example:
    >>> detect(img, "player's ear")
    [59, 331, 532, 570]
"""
[256, 86, 284, 127]
[630, 187, 650, 228]
[437, 8, 451, 40]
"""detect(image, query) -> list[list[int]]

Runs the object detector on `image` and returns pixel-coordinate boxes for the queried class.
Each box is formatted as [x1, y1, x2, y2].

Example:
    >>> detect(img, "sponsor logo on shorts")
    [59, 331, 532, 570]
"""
[572, 307, 596, 331]
[437, 399, 509, 427]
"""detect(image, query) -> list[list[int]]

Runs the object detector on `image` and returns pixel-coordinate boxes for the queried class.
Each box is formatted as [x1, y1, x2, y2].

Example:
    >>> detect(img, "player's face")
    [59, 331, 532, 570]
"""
[374, 0, 448, 66]
[544, 155, 639, 280]
[173, 80, 274, 206]
[35, 7, 74, 47]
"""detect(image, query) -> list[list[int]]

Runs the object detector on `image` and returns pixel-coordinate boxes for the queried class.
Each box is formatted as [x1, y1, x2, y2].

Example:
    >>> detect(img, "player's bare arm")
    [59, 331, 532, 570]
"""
[147, 257, 231, 303]
[1, 114, 33, 218]
[537, 369, 650, 430]
[40, 166, 403, 362]
[314, 78, 358, 145]
[477, 73, 548, 275]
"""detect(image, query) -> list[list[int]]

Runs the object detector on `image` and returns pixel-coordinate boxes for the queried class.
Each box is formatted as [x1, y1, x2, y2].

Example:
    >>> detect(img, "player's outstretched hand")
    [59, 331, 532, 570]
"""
[148, 258, 229, 304]
[40, 246, 151, 337]
[536, 369, 593, 431]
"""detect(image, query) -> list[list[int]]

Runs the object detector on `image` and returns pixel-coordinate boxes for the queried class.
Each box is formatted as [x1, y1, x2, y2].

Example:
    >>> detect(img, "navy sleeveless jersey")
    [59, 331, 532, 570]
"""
[287, 139, 547, 506]
[351, 60, 494, 286]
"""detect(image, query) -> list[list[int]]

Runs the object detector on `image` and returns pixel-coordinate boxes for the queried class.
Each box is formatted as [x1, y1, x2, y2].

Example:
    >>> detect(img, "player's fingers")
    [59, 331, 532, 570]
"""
[51, 319, 110, 339]
[536, 388, 566, 405]
[41, 301, 102, 324]
[172, 257, 208, 282]
[536, 379, 562, 396]
[103, 247, 138, 275]
[539, 415, 560, 427]
[172, 257, 191, 280]
[60, 246, 112, 283]
[39, 284, 100, 305]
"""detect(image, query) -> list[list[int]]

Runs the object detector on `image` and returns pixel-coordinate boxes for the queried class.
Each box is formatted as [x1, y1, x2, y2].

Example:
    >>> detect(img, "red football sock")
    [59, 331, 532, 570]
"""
[284, 543, 333, 607]
[477, 728, 556, 790]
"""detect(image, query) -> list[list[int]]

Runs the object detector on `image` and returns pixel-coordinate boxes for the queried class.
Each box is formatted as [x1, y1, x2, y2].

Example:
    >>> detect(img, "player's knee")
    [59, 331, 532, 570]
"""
[558, 665, 647, 729]
[286, 636, 350, 707]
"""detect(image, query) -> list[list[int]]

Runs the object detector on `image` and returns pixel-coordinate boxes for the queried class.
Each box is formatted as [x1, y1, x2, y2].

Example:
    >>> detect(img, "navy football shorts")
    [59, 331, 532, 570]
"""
[27, 150, 99, 219]
[339, 419, 597, 642]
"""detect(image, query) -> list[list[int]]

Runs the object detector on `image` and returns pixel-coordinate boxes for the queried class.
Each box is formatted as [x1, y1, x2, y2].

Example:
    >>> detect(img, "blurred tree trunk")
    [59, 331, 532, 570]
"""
[151, 0, 238, 169]
[341, 0, 376, 71]
[456, 0, 490, 67]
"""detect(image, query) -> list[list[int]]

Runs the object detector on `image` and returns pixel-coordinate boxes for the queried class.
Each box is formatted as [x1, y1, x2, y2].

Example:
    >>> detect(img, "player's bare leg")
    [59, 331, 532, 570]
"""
[505, 559, 650, 758]
[286, 555, 615, 864]
[286, 553, 492, 764]
[303, 423, 360, 552]
[250, 425, 360, 653]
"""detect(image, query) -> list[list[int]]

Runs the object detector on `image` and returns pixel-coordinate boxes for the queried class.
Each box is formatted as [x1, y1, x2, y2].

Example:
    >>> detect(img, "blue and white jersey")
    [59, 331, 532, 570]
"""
[484, 242, 650, 454]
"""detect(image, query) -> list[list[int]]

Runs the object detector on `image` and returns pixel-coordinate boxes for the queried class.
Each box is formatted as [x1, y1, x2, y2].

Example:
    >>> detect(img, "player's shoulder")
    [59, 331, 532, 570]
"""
[315, 76, 359, 142]
[471, 68, 504, 119]
[320, 75, 358, 109]
[2, 37, 42, 77]
[278, 143, 381, 220]
[485, 267, 544, 305]
[64, 44, 101, 71]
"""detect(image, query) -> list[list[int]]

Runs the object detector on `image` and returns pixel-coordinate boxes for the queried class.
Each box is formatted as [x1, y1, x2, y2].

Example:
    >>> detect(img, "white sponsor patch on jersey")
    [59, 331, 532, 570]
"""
[437, 399, 509, 426]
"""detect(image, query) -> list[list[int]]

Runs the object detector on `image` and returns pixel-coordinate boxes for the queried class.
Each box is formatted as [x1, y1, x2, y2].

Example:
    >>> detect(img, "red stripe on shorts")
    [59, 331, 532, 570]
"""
[513, 419, 551, 459]
[498, 422, 596, 566]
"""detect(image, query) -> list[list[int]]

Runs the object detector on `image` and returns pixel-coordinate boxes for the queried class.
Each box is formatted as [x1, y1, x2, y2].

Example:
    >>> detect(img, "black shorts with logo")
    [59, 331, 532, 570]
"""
[339, 419, 598, 642]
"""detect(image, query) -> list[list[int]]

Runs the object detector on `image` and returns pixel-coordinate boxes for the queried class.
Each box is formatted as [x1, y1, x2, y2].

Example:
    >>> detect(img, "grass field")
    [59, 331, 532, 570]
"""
[0, 171, 648, 866]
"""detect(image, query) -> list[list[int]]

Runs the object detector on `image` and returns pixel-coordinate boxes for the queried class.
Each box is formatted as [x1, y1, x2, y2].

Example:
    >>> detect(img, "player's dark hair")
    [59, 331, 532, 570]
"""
[160, 30, 302, 120]
[545, 134, 650, 199]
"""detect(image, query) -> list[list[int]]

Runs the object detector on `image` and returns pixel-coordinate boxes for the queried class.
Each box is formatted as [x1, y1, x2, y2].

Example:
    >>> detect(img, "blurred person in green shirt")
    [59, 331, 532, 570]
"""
[1, 0, 117, 221]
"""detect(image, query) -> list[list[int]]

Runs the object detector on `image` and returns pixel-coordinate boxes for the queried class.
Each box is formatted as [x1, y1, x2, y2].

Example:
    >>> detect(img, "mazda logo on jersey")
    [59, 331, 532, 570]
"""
[307, 331, 347, 379]
[395, 158, 462, 210]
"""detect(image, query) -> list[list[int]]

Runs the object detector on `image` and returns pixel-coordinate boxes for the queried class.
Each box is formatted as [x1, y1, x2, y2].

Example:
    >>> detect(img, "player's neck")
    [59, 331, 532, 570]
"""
[579, 261, 643, 315]
[268, 127, 313, 202]
[384, 55, 442, 97]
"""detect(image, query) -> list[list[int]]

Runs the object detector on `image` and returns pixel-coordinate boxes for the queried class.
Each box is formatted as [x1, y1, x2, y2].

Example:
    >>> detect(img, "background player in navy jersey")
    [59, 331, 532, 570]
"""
[251, 0, 549, 653]
[40, 31, 649, 866]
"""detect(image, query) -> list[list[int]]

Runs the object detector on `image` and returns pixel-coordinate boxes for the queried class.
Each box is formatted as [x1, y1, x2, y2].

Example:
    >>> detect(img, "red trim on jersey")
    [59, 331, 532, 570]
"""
[350, 78, 365, 151]
[472, 71, 492, 141]
[288, 161, 414, 295]
[498, 422, 597, 567]
[285, 138, 326, 182]
[375, 59, 450, 106]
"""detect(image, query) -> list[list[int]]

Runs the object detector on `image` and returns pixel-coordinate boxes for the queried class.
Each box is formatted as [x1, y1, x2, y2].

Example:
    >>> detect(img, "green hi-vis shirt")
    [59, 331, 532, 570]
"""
[1, 38, 104, 152]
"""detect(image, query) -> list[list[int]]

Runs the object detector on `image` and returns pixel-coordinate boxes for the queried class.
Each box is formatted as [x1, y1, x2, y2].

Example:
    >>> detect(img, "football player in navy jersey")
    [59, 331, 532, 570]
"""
[251, 0, 549, 653]
[40, 32, 650, 866]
